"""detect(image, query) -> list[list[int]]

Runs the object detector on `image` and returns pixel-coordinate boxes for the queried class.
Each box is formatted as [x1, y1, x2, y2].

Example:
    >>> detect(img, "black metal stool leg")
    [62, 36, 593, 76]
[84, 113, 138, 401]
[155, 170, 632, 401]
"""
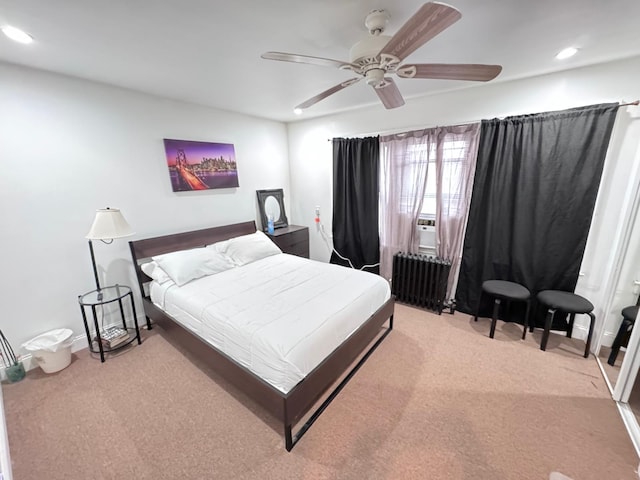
[474, 291, 484, 322]
[608, 318, 633, 366]
[522, 299, 531, 340]
[585, 312, 595, 358]
[567, 313, 576, 338]
[541, 308, 555, 351]
[529, 301, 537, 333]
[490, 298, 501, 339]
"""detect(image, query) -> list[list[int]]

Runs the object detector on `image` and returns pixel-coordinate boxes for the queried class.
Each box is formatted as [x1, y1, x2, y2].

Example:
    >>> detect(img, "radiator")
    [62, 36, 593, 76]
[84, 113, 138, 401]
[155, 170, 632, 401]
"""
[391, 252, 452, 314]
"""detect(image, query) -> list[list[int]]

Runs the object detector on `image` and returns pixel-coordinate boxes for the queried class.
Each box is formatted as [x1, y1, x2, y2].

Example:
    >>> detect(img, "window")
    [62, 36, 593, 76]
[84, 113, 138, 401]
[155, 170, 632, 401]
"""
[420, 139, 470, 220]
[379, 124, 480, 282]
[386, 137, 470, 223]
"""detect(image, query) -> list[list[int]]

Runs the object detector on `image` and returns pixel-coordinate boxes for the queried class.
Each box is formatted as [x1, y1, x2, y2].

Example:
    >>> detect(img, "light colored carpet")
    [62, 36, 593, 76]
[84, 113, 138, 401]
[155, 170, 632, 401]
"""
[2, 304, 638, 479]
[549, 473, 574, 480]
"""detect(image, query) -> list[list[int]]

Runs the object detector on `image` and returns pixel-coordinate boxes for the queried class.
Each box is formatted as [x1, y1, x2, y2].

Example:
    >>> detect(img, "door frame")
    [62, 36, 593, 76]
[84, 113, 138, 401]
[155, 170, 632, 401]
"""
[593, 107, 640, 459]
[592, 110, 640, 355]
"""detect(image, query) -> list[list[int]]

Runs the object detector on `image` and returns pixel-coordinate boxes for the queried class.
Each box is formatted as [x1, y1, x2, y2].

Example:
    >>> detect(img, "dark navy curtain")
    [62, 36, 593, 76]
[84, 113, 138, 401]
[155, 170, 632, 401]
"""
[456, 103, 619, 328]
[331, 136, 380, 274]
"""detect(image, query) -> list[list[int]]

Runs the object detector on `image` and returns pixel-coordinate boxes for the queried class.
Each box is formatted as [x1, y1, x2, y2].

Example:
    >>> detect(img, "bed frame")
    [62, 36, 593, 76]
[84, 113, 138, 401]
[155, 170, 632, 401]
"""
[129, 220, 394, 451]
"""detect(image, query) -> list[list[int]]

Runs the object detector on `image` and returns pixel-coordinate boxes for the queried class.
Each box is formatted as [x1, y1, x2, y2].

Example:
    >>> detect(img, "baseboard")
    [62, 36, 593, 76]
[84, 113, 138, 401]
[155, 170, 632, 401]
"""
[3, 317, 150, 377]
[565, 324, 616, 345]
[599, 330, 617, 348]
[617, 402, 640, 459]
[16, 333, 89, 374]
[596, 356, 615, 395]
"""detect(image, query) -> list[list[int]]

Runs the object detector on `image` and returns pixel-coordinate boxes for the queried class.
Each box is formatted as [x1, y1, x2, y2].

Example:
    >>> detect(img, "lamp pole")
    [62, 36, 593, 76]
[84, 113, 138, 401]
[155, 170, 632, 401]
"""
[88, 239, 101, 291]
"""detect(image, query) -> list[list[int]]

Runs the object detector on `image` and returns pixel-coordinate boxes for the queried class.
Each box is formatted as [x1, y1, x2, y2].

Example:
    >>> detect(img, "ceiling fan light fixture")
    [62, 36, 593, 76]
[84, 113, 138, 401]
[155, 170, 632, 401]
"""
[364, 9, 389, 35]
[349, 35, 391, 64]
[293, 108, 303, 115]
[555, 47, 578, 60]
[262, 2, 501, 112]
[365, 68, 385, 87]
[1, 25, 34, 44]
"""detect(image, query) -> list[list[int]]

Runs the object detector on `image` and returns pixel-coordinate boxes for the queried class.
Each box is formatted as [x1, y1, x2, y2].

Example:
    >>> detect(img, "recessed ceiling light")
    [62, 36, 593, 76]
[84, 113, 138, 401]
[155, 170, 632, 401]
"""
[555, 47, 578, 60]
[1, 25, 34, 44]
[293, 108, 303, 115]
[2, 25, 33, 43]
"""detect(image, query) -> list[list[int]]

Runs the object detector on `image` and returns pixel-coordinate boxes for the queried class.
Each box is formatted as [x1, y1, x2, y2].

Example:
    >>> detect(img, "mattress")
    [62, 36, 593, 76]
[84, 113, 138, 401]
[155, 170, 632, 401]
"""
[150, 253, 390, 393]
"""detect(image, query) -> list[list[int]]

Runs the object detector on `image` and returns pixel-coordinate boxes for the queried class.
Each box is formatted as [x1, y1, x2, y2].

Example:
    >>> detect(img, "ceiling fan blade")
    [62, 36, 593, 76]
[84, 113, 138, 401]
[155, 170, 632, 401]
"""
[397, 63, 502, 81]
[296, 77, 361, 110]
[261, 51, 356, 69]
[374, 78, 405, 109]
[380, 2, 461, 62]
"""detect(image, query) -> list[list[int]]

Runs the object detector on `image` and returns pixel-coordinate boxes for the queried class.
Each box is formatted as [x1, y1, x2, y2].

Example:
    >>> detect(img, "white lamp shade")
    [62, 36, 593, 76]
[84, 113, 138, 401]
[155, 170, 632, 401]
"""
[86, 208, 134, 240]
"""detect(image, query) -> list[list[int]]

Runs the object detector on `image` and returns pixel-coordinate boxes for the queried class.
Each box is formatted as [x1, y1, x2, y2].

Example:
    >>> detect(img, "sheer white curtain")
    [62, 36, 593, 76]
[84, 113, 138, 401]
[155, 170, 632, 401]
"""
[435, 124, 480, 299]
[379, 129, 434, 280]
[379, 124, 480, 295]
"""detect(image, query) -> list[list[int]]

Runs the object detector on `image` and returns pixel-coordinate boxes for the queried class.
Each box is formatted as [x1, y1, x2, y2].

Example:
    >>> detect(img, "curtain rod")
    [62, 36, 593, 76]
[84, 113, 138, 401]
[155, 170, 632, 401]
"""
[325, 119, 480, 141]
[326, 100, 639, 141]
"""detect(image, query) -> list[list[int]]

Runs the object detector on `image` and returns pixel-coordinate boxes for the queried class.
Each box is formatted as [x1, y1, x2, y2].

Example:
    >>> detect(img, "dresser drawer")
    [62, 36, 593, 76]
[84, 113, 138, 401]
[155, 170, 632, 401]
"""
[274, 228, 307, 249]
[285, 241, 310, 258]
[267, 225, 310, 258]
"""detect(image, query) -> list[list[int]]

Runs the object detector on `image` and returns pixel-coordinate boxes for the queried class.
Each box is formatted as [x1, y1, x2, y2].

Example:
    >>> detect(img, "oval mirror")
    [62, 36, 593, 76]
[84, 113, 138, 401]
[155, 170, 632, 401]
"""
[265, 195, 281, 222]
[256, 188, 288, 232]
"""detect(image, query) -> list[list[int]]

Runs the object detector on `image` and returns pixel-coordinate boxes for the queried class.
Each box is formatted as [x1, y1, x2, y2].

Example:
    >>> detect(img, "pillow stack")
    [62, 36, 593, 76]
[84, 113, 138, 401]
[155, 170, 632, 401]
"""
[140, 230, 283, 287]
[212, 230, 282, 266]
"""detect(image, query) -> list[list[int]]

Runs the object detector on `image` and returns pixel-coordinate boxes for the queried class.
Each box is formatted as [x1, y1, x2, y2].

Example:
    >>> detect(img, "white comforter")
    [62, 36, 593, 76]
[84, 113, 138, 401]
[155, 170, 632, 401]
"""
[150, 254, 391, 393]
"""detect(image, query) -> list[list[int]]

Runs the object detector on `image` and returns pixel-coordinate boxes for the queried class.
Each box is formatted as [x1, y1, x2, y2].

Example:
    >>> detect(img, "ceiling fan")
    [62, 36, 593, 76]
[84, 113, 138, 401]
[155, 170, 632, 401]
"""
[261, 2, 502, 111]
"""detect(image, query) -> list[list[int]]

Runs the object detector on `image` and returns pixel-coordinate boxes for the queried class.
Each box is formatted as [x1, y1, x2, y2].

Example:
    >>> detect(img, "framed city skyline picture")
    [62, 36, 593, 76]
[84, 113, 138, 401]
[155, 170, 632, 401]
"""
[163, 138, 239, 192]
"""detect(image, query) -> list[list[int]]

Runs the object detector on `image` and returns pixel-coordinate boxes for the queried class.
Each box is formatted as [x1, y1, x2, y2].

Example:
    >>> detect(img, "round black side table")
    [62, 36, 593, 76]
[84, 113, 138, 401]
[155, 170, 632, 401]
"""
[78, 284, 141, 362]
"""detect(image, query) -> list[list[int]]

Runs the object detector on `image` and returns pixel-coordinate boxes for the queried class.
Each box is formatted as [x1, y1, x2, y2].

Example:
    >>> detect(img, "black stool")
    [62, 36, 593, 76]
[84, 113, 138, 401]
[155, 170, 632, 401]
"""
[537, 290, 595, 358]
[608, 305, 638, 366]
[474, 280, 531, 339]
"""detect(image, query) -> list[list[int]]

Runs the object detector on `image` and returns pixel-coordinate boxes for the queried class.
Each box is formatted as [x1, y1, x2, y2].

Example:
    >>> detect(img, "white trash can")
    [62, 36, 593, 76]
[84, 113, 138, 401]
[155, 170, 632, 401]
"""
[22, 328, 74, 373]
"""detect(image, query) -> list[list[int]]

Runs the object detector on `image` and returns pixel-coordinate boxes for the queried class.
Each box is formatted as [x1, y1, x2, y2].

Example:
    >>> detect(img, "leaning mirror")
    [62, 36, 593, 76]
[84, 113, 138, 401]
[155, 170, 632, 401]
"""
[256, 189, 289, 231]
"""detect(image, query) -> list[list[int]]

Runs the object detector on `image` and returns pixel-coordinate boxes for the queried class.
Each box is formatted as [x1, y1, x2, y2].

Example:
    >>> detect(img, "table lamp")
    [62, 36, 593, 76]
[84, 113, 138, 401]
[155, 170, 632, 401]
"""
[85, 207, 134, 291]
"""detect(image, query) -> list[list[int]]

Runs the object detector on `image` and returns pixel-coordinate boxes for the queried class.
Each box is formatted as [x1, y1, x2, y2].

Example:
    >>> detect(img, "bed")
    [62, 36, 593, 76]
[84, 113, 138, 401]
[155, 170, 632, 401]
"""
[129, 221, 394, 451]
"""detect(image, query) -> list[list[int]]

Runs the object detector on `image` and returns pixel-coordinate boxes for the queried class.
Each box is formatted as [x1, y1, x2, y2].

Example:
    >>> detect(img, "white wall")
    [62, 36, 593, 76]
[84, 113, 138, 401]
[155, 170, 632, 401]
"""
[3, 56, 639, 355]
[287, 55, 640, 342]
[0, 62, 289, 351]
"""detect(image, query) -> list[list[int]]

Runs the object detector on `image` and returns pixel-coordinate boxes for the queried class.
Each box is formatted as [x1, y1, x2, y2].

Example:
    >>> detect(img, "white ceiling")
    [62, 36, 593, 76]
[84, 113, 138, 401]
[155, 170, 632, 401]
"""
[1, 0, 640, 123]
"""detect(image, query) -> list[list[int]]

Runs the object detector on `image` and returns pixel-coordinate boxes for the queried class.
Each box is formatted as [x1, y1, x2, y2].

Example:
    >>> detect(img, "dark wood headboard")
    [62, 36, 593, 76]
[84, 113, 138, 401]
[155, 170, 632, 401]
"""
[128, 220, 256, 299]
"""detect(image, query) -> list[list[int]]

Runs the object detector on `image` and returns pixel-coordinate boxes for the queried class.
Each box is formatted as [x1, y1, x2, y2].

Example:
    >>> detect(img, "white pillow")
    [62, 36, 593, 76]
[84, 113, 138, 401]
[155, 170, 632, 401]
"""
[152, 248, 235, 286]
[140, 261, 171, 284]
[223, 231, 282, 266]
[207, 239, 230, 254]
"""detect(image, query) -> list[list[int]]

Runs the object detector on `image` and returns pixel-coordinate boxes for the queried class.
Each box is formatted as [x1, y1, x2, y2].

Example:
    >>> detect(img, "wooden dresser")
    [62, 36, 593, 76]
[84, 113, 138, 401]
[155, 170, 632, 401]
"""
[266, 225, 309, 258]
